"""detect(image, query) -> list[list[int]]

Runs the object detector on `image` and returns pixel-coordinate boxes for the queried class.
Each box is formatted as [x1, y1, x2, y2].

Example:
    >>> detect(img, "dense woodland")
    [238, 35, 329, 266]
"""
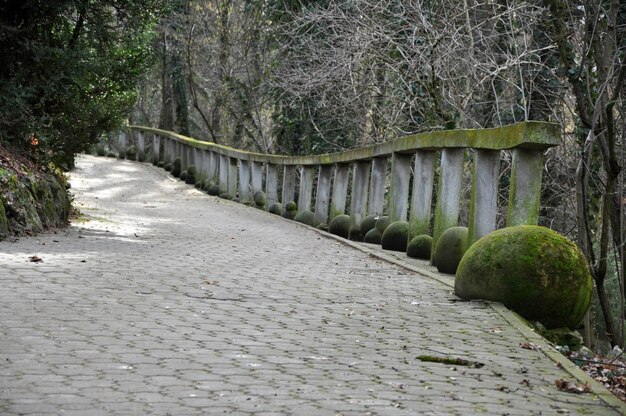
[1, 1, 625, 349]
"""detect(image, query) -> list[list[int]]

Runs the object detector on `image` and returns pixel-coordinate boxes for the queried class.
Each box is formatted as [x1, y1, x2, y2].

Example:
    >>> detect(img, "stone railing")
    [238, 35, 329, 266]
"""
[120, 121, 559, 250]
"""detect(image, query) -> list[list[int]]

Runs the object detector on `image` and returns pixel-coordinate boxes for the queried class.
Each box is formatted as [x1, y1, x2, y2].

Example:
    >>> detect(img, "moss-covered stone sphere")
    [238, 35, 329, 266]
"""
[218, 193, 232, 200]
[407, 235, 433, 259]
[364, 228, 382, 244]
[294, 210, 317, 226]
[269, 203, 283, 216]
[232, 197, 241, 203]
[282, 209, 297, 220]
[432, 226, 468, 274]
[171, 158, 182, 177]
[455, 225, 592, 329]
[375, 216, 391, 233]
[185, 173, 196, 185]
[253, 191, 266, 206]
[157, 161, 165, 168]
[164, 163, 172, 172]
[381, 221, 409, 252]
[285, 201, 297, 212]
[187, 165, 197, 176]
[360, 215, 377, 236]
[208, 184, 221, 196]
[329, 214, 351, 239]
[349, 225, 363, 242]
[126, 145, 137, 160]
[180, 171, 188, 182]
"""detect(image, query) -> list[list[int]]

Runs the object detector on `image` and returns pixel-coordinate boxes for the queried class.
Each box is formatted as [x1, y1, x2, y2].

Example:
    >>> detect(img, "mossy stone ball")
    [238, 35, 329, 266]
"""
[349, 225, 363, 242]
[157, 161, 165, 168]
[208, 184, 221, 196]
[455, 225, 592, 329]
[164, 163, 172, 172]
[185, 173, 196, 185]
[432, 226, 468, 274]
[253, 191, 266, 206]
[360, 215, 377, 236]
[364, 228, 382, 244]
[329, 214, 351, 239]
[269, 203, 283, 215]
[375, 216, 391, 233]
[218, 193, 232, 200]
[180, 171, 188, 182]
[187, 165, 197, 176]
[285, 201, 297, 212]
[294, 210, 317, 226]
[171, 158, 182, 177]
[407, 235, 433, 259]
[381, 221, 409, 252]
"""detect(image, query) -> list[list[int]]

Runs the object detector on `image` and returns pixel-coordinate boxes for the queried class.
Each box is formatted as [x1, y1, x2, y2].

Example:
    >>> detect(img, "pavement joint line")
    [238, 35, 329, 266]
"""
[255, 208, 626, 414]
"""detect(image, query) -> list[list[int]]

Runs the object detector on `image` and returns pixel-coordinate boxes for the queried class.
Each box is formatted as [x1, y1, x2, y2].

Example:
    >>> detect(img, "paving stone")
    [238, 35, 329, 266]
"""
[0, 155, 622, 415]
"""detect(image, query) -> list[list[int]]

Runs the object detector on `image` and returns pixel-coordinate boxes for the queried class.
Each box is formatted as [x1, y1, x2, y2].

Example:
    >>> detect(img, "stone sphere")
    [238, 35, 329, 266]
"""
[364, 228, 382, 244]
[253, 191, 266, 206]
[455, 225, 592, 329]
[285, 201, 297, 212]
[432, 227, 468, 274]
[329, 214, 351, 239]
[360, 215, 377, 236]
[269, 203, 283, 216]
[381, 221, 409, 252]
[294, 210, 317, 226]
[407, 235, 433, 259]
[375, 216, 391, 233]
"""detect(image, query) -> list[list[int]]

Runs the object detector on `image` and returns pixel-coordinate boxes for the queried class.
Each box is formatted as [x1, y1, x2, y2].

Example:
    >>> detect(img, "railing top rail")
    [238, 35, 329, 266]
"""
[130, 121, 559, 165]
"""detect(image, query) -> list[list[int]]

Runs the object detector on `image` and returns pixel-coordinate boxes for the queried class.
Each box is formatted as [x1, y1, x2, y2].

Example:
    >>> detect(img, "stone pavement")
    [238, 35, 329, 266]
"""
[0, 155, 623, 415]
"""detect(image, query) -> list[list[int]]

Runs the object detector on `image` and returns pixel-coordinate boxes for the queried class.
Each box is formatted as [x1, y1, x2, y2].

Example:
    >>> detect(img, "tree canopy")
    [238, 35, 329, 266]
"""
[0, 0, 170, 167]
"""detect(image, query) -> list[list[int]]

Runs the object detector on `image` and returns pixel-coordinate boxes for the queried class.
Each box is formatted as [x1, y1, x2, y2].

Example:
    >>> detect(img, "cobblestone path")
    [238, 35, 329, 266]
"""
[0, 155, 623, 415]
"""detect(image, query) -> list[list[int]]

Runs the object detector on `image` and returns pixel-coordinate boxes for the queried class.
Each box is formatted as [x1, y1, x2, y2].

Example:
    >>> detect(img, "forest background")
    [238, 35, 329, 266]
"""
[0, 0, 625, 349]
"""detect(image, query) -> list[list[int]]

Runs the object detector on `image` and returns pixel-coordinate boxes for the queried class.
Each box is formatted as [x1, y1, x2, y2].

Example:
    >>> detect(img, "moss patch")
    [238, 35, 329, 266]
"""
[433, 226, 468, 274]
[407, 235, 432, 259]
[381, 221, 409, 252]
[455, 225, 592, 329]
[329, 214, 351, 239]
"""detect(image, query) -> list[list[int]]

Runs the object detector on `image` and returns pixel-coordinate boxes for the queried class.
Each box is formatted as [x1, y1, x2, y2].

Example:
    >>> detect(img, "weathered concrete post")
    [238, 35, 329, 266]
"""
[368, 158, 387, 216]
[350, 161, 371, 227]
[432, 148, 465, 253]
[298, 166, 315, 212]
[200, 150, 211, 183]
[219, 154, 229, 193]
[389, 153, 412, 222]
[238, 160, 251, 202]
[506, 148, 544, 226]
[282, 165, 297, 205]
[266, 164, 279, 208]
[208, 151, 219, 183]
[228, 158, 239, 197]
[409, 150, 436, 239]
[119, 131, 127, 151]
[314, 165, 332, 225]
[251, 161, 264, 197]
[468, 149, 500, 245]
[330, 164, 350, 219]
[153, 134, 161, 163]
[137, 132, 145, 159]
[194, 148, 202, 170]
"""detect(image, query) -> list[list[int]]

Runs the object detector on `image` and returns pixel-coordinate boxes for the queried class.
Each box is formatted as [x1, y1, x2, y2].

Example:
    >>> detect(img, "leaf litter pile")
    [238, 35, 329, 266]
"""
[568, 350, 626, 402]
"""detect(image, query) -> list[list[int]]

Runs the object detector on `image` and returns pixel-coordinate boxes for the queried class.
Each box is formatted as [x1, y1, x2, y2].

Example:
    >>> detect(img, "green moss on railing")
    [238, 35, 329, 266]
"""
[130, 121, 559, 166]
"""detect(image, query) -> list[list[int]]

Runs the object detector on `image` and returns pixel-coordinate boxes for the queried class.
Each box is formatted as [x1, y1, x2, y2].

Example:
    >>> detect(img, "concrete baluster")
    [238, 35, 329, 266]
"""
[137, 132, 145, 159]
[432, 148, 465, 253]
[251, 162, 264, 197]
[506, 148, 544, 227]
[298, 166, 315, 212]
[389, 153, 412, 222]
[330, 164, 350, 219]
[409, 150, 436, 239]
[350, 161, 371, 227]
[282, 166, 297, 205]
[208, 151, 219, 183]
[368, 158, 387, 216]
[468, 150, 500, 245]
[219, 154, 229, 194]
[228, 158, 239, 198]
[266, 164, 278, 207]
[119, 131, 127, 151]
[239, 160, 251, 202]
[314, 165, 332, 225]
[153, 135, 161, 163]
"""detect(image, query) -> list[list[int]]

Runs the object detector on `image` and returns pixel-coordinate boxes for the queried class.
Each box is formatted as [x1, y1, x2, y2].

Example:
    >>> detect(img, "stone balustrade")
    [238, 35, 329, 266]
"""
[121, 121, 559, 250]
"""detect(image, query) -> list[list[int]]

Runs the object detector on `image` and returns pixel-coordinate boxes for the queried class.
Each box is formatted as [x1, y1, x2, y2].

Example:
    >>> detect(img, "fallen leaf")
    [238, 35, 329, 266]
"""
[554, 379, 591, 394]
[28, 256, 43, 263]
[520, 342, 541, 351]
